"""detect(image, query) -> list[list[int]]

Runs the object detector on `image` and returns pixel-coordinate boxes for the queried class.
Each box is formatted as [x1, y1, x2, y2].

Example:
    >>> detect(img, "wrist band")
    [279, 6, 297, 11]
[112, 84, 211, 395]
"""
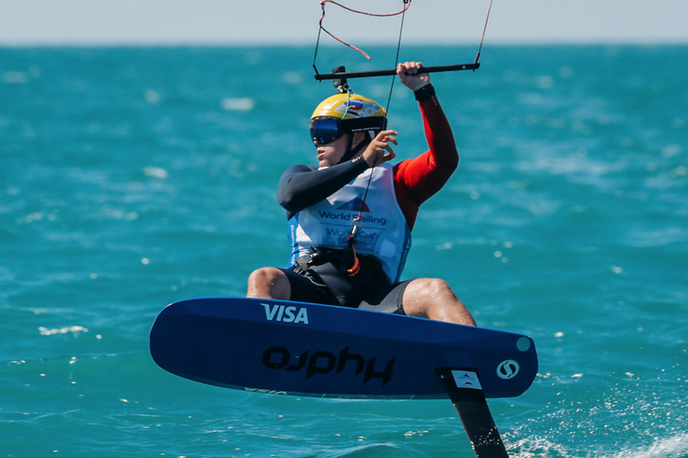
[414, 84, 436, 101]
[353, 155, 370, 170]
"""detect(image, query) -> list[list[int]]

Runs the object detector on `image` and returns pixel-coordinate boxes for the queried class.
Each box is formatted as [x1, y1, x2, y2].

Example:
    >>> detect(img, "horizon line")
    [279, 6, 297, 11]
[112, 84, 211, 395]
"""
[2, 39, 688, 47]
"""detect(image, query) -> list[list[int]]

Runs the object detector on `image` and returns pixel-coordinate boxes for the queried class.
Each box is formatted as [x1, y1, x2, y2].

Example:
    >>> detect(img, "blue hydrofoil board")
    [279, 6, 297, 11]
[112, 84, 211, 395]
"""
[150, 297, 537, 400]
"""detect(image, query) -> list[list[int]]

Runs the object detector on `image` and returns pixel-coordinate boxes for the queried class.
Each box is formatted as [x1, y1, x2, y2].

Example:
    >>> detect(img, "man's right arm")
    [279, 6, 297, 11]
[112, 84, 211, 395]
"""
[277, 157, 369, 215]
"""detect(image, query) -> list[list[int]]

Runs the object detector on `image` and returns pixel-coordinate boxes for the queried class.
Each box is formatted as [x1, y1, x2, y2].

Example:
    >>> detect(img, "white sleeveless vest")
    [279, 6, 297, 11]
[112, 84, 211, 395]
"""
[287, 163, 411, 283]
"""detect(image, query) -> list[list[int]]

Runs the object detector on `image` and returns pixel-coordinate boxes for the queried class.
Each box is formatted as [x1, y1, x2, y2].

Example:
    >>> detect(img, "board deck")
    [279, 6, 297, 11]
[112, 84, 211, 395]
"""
[150, 297, 538, 399]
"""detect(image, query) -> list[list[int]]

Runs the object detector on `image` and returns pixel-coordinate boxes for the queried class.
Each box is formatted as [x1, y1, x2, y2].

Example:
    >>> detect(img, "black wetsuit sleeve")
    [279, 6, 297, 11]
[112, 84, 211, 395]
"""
[277, 156, 369, 217]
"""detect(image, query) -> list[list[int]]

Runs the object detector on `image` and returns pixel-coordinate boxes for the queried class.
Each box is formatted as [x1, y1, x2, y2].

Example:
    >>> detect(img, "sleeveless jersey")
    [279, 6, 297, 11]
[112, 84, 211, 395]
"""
[287, 163, 412, 283]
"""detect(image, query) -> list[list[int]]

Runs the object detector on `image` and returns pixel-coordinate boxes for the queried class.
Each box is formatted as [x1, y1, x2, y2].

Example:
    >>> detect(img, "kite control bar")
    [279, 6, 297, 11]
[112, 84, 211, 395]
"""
[314, 62, 480, 82]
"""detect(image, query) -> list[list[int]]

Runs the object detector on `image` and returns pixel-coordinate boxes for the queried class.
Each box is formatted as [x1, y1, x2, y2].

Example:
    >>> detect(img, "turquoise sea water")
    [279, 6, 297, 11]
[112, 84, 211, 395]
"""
[1, 45, 687, 457]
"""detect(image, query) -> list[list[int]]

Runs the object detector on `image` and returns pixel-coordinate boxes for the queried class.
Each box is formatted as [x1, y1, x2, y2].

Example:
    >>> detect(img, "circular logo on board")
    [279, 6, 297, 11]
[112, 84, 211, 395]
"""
[496, 360, 520, 379]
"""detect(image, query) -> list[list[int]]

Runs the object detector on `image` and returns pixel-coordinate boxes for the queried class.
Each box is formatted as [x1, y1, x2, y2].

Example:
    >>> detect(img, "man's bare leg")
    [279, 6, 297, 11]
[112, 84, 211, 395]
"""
[246, 267, 291, 300]
[401, 278, 476, 326]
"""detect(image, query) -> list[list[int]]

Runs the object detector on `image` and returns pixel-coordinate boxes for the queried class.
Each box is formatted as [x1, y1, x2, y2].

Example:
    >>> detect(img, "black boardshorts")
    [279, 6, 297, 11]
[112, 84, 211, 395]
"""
[279, 263, 411, 315]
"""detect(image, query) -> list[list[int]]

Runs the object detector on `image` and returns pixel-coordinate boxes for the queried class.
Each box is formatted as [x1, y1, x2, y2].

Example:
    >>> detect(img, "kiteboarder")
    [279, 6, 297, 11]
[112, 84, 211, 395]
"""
[247, 61, 476, 327]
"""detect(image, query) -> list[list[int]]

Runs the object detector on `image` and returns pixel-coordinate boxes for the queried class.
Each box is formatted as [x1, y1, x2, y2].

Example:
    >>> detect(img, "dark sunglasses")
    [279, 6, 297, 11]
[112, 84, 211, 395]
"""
[310, 117, 388, 145]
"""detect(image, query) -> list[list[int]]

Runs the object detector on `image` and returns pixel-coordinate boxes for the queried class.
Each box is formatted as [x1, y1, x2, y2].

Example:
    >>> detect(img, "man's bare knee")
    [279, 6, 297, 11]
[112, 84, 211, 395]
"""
[420, 278, 456, 299]
[402, 278, 475, 326]
[405, 278, 456, 305]
[247, 267, 290, 300]
[248, 267, 279, 285]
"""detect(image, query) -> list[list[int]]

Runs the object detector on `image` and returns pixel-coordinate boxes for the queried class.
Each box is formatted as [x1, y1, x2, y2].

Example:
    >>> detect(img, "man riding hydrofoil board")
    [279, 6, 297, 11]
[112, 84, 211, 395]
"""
[247, 61, 476, 327]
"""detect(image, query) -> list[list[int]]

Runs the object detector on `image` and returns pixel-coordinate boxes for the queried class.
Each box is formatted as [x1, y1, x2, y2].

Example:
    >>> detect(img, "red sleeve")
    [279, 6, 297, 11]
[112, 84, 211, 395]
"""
[393, 89, 459, 230]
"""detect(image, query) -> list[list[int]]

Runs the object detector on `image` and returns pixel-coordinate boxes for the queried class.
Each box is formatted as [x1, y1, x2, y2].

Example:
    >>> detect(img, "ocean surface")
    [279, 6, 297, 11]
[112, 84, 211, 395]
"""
[1, 45, 686, 457]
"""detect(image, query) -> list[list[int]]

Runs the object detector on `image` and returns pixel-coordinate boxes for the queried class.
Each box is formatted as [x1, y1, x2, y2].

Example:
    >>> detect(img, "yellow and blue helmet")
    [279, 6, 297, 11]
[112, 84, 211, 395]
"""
[310, 93, 387, 145]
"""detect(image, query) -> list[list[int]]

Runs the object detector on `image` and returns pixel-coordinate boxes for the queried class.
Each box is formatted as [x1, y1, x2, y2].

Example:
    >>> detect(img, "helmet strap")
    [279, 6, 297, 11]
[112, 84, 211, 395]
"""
[338, 133, 370, 164]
